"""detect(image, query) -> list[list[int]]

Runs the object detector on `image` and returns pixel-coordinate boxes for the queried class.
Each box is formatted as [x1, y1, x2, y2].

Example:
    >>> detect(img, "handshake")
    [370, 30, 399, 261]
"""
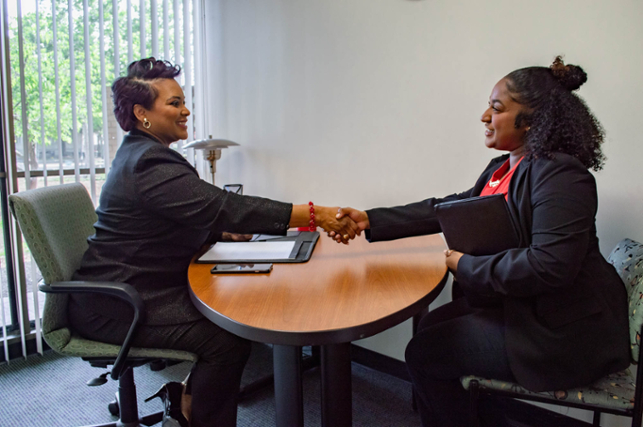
[314, 206, 370, 244]
[223, 205, 371, 244]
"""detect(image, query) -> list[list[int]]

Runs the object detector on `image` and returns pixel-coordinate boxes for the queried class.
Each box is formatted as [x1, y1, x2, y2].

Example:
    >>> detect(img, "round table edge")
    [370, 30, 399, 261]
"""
[188, 269, 449, 346]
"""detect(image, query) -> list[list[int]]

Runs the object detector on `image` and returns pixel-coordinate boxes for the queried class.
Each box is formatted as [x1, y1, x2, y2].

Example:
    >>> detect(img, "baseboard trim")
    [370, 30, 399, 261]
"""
[350, 344, 411, 383]
[0, 337, 50, 362]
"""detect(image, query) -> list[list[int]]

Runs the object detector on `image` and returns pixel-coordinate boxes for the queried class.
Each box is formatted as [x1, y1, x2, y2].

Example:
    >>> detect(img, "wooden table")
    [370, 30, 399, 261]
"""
[188, 233, 448, 427]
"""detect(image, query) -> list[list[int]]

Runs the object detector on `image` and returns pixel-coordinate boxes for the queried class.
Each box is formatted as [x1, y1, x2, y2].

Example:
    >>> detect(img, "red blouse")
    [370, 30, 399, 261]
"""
[479, 157, 523, 199]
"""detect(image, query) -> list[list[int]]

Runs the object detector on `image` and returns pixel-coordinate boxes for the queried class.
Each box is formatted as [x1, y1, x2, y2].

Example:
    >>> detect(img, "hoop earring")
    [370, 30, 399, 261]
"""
[143, 118, 151, 129]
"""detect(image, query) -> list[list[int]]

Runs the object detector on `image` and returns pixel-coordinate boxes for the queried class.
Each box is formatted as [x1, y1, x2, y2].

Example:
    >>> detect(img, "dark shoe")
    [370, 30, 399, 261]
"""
[145, 382, 189, 427]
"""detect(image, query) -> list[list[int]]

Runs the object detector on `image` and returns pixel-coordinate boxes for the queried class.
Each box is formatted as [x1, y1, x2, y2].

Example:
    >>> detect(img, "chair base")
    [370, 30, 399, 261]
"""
[81, 365, 164, 427]
[81, 410, 162, 427]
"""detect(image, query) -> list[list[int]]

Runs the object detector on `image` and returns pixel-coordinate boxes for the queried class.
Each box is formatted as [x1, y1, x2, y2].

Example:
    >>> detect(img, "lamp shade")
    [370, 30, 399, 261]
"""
[183, 138, 239, 150]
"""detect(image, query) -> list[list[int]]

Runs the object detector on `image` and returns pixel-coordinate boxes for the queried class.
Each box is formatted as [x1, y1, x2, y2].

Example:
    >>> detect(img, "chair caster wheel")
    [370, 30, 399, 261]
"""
[108, 400, 119, 416]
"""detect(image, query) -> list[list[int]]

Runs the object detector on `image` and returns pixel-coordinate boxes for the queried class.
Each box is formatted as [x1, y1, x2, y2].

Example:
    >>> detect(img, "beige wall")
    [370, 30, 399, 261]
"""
[203, 1, 643, 424]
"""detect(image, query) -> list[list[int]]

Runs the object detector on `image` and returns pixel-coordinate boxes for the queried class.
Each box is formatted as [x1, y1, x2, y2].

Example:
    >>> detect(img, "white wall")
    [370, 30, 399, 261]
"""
[203, 1, 643, 424]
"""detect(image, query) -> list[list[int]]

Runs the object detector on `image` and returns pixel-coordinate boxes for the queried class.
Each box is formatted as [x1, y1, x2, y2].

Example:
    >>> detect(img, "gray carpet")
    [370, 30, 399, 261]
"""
[0, 343, 421, 427]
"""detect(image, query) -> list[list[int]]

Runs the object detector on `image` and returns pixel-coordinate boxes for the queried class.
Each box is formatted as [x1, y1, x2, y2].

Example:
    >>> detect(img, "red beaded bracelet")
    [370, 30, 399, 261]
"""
[308, 201, 316, 231]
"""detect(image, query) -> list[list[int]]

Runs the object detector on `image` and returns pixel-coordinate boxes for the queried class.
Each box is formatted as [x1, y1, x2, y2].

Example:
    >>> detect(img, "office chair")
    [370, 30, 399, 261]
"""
[9, 183, 197, 427]
[462, 238, 643, 427]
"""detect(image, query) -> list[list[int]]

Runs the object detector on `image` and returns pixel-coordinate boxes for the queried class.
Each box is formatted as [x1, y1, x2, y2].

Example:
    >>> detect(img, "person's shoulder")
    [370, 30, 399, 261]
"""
[140, 141, 180, 157]
[526, 152, 587, 174]
[525, 153, 594, 188]
[121, 133, 162, 156]
[124, 138, 191, 174]
[126, 135, 186, 162]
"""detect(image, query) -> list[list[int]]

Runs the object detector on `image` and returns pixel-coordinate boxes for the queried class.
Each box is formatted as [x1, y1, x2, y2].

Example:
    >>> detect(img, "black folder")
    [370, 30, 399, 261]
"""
[434, 194, 519, 256]
[196, 231, 319, 264]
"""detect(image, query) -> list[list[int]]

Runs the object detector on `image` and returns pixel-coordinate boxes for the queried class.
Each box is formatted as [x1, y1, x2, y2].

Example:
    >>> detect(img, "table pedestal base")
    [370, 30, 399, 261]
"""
[274, 345, 303, 427]
[272, 343, 353, 427]
[321, 343, 352, 427]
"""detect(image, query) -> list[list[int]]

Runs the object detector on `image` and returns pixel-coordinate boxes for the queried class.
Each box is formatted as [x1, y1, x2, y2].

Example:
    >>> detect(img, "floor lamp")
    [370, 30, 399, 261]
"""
[183, 138, 239, 186]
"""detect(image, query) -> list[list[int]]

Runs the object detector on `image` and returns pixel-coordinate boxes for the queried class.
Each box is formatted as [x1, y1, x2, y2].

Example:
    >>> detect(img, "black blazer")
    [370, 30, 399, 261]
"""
[72, 130, 293, 325]
[366, 153, 630, 391]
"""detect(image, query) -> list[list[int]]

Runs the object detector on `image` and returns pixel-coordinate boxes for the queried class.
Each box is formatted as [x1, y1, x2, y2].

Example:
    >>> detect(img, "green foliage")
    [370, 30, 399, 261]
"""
[8, 0, 181, 153]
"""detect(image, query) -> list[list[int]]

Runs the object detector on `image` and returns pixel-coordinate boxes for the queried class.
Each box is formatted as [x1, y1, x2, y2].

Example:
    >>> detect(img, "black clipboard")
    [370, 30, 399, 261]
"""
[434, 194, 519, 256]
[196, 231, 320, 264]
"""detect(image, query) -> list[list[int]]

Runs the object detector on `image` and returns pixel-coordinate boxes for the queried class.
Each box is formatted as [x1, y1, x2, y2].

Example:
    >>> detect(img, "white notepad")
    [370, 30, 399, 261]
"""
[197, 241, 296, 262]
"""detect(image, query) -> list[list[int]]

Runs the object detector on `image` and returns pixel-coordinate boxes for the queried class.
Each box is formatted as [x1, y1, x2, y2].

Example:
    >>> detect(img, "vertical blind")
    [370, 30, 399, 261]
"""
[0, 0, 210, 361]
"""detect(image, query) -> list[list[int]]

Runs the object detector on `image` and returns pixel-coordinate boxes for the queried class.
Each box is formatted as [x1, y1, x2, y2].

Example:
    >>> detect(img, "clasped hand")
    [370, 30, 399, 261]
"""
[314, 206, 363, 244]
[324, 207, 370, 244]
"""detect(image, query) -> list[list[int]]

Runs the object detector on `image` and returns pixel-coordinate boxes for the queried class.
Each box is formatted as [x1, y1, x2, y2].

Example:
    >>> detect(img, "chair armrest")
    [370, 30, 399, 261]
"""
[39, 281, 145, 381]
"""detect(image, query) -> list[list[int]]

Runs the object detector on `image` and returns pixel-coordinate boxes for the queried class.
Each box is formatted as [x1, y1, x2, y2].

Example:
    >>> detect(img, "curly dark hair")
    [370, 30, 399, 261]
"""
[504, 56, 605, 171]
[111, 57, 182, 131]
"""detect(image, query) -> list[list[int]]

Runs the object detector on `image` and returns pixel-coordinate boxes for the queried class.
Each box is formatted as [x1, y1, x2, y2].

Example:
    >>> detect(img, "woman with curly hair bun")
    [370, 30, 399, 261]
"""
[507, 56, 606, 171]
[334, 57, 630, 426]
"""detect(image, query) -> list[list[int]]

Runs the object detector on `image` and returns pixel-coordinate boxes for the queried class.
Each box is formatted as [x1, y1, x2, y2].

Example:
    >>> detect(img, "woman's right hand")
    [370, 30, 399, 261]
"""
[314, 206, 361, 243]
[328, 208, 370, 243]
[289, 204, 360, 244]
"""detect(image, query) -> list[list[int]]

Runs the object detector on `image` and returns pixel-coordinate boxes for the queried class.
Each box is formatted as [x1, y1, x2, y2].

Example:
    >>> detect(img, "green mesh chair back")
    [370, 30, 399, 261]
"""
[9, 183, 197, 426]
[9, 183, 97, 352]
[8, 183, 197, 361]
[461, 238, 643, 427]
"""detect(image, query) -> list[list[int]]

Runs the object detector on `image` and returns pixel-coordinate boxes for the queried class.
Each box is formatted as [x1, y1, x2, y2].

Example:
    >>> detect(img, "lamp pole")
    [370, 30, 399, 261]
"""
[183, 137, 239, 186]
[206, 148, 222, 185]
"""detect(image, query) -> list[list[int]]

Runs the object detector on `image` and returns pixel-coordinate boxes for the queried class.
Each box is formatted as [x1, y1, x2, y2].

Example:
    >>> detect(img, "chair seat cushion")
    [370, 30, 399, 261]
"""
[52, 331, 198, 363]
[461, 369, 635, 412]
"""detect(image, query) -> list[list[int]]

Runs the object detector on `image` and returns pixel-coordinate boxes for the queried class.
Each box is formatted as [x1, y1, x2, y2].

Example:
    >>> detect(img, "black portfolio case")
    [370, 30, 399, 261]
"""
[434, 194, 519, 256]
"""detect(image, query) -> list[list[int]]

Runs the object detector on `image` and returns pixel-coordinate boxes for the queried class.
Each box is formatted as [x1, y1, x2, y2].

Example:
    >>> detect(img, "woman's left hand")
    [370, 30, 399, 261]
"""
[444, 249, 464, 275]
[221, 232, 253, 242]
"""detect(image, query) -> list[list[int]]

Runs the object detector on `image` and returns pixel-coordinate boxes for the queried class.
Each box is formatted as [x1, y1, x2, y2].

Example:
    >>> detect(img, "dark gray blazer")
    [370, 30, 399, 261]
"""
[72, 130, 292, 325]
[366, 153, 630, 391]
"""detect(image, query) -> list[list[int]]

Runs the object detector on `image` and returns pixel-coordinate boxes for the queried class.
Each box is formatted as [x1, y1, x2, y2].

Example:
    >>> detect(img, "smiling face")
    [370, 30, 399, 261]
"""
[133, 78, 190, 145]
[481, 78, 529, 156]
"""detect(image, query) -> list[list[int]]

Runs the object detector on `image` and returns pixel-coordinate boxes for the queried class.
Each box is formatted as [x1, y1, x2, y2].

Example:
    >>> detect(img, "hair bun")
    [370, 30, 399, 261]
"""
[550, 56, 587, 91]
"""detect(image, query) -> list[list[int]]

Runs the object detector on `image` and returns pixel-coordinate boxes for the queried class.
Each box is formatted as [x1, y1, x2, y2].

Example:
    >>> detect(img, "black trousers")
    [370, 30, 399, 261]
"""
[405, 297, 515, 427]
[69, 299, 251, 427]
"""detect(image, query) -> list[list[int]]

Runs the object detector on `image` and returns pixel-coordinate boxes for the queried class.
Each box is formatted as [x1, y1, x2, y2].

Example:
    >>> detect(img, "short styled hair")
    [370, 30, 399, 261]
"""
[504, 56, 605, 171]
[111, 58, 182, 131]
